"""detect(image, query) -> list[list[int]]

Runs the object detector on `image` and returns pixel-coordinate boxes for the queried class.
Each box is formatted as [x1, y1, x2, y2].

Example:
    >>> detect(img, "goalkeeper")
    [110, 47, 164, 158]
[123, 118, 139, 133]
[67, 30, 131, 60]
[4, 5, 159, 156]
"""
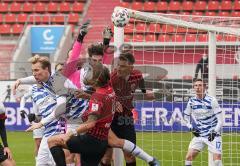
[183, 79, 223, 166]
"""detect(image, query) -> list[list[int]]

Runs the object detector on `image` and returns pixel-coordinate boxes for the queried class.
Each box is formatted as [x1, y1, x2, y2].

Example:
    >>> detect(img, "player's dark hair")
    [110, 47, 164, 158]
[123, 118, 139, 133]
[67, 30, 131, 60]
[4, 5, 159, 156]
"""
[119, 52, 135, 64]
[88, 43, 104, 57]
[92, 64, 110, 87]
[193, 78, 206, 86]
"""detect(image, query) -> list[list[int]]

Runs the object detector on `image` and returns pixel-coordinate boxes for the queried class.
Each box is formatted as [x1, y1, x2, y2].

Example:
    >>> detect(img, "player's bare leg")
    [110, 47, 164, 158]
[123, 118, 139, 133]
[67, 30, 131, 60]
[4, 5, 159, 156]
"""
[1, 159, 16, 166]
[213, 153, 222, 166]
[185, 148, 199, 166]
[100, 148, 113, 166]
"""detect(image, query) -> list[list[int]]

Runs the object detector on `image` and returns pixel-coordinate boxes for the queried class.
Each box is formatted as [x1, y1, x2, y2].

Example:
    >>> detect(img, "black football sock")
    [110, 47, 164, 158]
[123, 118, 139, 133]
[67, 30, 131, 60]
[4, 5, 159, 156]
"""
[50, 146, 66, 166]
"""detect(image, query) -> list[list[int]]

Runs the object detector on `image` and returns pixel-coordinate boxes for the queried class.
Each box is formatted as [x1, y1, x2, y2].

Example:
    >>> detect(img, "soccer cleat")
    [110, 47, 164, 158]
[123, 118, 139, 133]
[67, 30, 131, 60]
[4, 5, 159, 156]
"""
[149, 158, 160, 166]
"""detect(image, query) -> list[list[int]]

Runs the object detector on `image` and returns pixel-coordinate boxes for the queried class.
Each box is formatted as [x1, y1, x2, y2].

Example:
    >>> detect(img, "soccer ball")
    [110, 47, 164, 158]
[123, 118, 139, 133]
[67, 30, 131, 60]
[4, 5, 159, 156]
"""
[111, 8, 130, 27]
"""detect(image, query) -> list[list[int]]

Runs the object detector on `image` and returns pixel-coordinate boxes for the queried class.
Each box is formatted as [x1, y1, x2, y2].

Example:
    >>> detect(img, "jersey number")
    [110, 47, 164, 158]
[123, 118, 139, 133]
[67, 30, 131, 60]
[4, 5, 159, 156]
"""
[216, 141, 221, 150]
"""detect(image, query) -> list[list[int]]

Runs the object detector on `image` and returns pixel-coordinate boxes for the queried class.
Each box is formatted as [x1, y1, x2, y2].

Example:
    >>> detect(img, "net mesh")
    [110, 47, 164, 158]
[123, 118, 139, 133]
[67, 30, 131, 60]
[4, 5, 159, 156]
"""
[114, 9, 240, 166]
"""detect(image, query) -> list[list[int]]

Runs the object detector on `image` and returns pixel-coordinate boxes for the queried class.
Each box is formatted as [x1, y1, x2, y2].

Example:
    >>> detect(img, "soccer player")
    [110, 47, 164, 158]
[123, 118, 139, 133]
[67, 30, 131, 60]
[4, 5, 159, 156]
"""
[19, 87, 44, 162]
[48, 64, 114, 166]
[184, 79, 223, 166]
[0, 101, 16, 166]
[14, 55, 67, 166]
[101, 52, 156, 166]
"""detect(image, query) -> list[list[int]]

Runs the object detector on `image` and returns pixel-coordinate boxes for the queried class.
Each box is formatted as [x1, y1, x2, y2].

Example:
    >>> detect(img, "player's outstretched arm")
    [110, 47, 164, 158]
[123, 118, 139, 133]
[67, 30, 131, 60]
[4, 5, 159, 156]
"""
[13, 76, 37, 95]
[26, 96, 67, 131]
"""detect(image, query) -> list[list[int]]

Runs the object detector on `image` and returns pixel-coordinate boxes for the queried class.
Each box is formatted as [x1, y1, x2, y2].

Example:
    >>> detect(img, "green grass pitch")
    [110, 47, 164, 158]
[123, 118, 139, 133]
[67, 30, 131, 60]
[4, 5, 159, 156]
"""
[6, 131, 240, 166]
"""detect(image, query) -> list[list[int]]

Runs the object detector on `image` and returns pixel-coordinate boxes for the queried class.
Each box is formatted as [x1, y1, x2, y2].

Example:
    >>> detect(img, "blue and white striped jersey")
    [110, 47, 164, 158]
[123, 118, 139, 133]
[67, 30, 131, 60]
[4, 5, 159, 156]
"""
[31, 84, 63, 137]
[43, 73, 89, 123]
[65, 94, 89, 123]
[184, 94, 222, 137]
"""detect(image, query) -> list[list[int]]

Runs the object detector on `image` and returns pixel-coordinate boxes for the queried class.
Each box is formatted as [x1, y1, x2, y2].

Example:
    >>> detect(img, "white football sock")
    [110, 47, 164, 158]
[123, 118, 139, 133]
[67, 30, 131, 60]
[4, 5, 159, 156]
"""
[123, 140, 153, 163]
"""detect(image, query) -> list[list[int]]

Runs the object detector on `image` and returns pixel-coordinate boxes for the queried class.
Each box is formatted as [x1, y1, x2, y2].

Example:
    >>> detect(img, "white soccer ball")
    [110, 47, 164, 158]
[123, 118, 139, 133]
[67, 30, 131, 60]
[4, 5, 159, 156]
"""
[111, 8, 130, 27]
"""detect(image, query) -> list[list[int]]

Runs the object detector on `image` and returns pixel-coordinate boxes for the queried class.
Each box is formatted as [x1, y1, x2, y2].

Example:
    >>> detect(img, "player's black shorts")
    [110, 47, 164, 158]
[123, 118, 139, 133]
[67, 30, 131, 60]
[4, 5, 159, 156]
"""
[111, 115, 136, 144]
[66, 134, 108, 166]
[0, 144, 8, 163]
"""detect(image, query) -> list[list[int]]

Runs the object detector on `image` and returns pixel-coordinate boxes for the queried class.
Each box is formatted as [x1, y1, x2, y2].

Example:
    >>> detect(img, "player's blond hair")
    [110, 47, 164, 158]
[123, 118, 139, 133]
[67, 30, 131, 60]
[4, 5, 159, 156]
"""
[28, 54, 51, 73]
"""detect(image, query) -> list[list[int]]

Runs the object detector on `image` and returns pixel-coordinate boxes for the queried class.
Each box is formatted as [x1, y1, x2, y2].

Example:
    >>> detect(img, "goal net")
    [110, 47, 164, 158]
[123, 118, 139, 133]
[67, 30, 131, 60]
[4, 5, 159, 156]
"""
[112, 7, 240, 166]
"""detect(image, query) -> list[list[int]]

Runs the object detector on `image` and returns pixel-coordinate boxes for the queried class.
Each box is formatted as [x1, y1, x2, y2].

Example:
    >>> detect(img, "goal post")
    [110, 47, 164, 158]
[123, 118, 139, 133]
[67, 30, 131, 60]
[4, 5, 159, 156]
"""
[112, 6, 240, 166]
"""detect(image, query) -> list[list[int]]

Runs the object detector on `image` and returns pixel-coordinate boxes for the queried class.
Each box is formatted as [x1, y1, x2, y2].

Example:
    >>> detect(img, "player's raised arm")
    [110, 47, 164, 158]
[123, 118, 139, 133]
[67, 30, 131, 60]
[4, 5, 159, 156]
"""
[63, 19, 91, 78]
[102, 26, 113, 64]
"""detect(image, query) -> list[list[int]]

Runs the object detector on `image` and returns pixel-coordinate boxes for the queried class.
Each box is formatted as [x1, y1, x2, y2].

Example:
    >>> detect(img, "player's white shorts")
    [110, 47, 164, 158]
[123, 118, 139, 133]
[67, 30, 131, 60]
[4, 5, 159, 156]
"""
[188, 136, 222, 154]
[33, 127, 45, 139]
[36, 136, 55, 166]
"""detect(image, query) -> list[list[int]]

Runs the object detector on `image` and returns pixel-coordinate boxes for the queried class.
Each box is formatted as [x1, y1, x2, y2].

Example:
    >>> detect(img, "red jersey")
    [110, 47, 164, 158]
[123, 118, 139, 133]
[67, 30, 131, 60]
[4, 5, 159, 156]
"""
[110, 69, 144, 116]
[84, 85, 115, 140]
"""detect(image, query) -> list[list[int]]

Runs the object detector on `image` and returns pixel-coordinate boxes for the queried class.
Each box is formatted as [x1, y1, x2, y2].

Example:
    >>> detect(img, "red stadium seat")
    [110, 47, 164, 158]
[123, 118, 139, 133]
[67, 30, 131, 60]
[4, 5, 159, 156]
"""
[220, 1, 232, 11]
[52, 15, 65, 24]
[124, 23, 134, 34]
[9, 2, 21, 13]
[0, 3, 8, 13]
[144, 2, 155, 12]
[231, 11, 240, 17]
[205, 11, 216, 16]
[120, 2, 130, 9]
[5, 13, 16, 23]
[216, 34, 223, 41]
[161, 24, 175, 33]
[35, 2, 46, 13]
[234, 0, 240, 10]
[192, 11, 203, 16]
[68, 13, 79, 24]
[59, 2, 71, 13]
[182, 75, 193, 80]
[186, 34, 196, 42]
[169, 1, 181, 11]
[218, 11, 230, 17]
[145, 34, 156, 41]
[224, 35, 237, 41]
[124, 35, 132, 42]
[208, 1, 219, 11]
[12, 24, 24, 35]
[0, 14, 2, 22]
[29, 15, 42, 24]
[158, 34, 171, 42]
[194, 1, 206, 11]
[72, 2, 84, 13]
[198, 34, 208, 42]
[22, 2, 34, 13]
[157, 1, 168, 11]
[0, 24, 11, 34]
[172, 34, 183, 42]
[17, 13, 28, 24]
[135, 23, 147, 33]
[47, 2, 58, 13]
[132, 34, 144, 42]
[132, 2, 143, 11]
[42, 15, 50, 24]
[148, 23, 161, 33]
[182, 1, 193, 11]
[176, 27, 187, 33]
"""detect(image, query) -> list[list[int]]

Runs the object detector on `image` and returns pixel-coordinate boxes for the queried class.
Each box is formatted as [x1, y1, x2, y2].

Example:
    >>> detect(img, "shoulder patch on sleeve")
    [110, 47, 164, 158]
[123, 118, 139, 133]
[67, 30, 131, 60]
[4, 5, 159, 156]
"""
[91, 103, 99, 112]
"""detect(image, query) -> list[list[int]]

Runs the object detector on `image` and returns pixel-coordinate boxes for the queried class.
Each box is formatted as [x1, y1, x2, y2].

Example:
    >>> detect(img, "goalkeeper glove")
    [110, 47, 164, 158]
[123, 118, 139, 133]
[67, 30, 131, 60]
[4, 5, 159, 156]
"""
[20, 110, 27, 119]
[102, 26, 113, 46]
[77, 19, 91, 43]
[191, 127, 200, 137]
[27, 113, 36, 123]
[208, 130, 217, 142]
